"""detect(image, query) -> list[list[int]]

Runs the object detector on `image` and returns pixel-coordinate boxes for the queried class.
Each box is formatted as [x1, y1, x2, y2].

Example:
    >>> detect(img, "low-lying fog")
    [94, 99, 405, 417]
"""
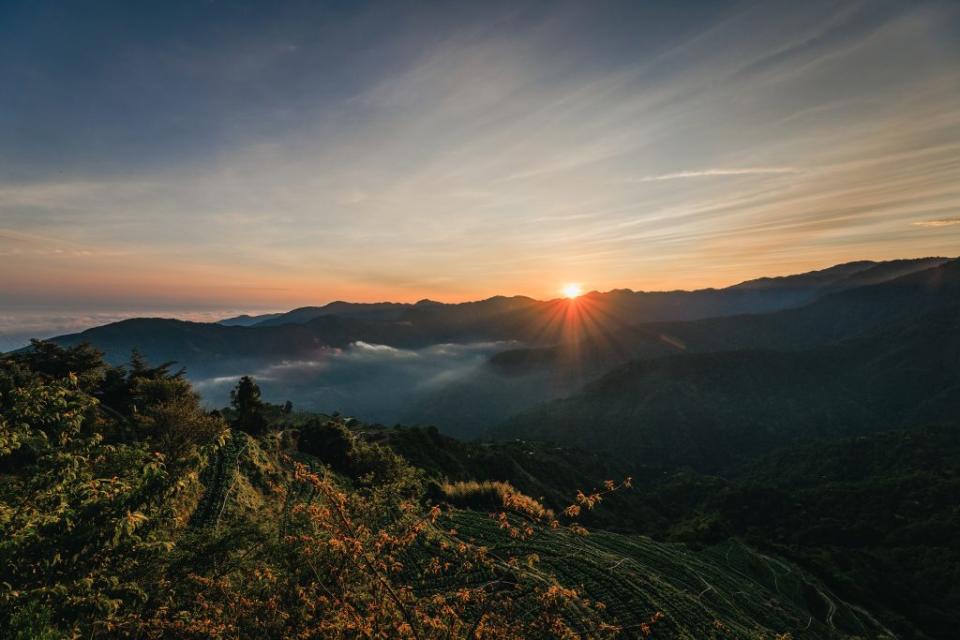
[193, 340, 558, 439]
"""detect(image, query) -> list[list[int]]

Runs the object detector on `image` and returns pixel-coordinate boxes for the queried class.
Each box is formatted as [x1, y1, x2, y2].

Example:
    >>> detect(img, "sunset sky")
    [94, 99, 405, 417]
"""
[2, 0, 959, 315]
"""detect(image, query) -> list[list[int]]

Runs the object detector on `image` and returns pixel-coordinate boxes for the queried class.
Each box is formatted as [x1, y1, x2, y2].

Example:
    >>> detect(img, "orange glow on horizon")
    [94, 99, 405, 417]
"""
[6, 251, 951, 311]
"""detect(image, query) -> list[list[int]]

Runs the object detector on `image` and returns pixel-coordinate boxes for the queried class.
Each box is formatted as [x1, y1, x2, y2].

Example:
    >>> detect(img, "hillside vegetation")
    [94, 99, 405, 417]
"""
[0, 342, 888, 639]
[618, 426, 960, 640]
[363, 422, 960, 639]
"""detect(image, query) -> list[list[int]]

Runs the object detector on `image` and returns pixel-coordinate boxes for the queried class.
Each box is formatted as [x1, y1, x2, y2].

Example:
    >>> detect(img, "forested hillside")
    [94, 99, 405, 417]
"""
[29, 259, 954, 441]
[627, 426, 960, 639]
[496, 304, 960, 469]
[363, 422, 960, 639]
[0, 342, 887, 638]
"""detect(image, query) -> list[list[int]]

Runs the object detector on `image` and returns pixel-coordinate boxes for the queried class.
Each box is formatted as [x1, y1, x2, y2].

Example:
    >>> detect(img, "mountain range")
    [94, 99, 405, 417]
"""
[41, 256, 951, 384]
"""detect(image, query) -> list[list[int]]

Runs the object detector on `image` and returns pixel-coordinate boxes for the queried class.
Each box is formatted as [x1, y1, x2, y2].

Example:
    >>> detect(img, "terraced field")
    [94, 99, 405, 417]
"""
[189, 431, 250, 529]
[189, 430, 287, 529]
[183, 433, 894, 639]
[446, 511, 894, 639]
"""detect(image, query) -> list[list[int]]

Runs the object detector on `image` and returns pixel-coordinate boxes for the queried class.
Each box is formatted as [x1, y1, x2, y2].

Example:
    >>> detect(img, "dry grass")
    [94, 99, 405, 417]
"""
[438, 480, 553, 518]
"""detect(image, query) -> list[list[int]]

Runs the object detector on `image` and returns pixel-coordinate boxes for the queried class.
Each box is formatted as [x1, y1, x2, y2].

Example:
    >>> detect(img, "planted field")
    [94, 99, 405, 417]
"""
[190, 431, 244, 528]
[443, 511, 894, 639]
[183, 434, 894, 639]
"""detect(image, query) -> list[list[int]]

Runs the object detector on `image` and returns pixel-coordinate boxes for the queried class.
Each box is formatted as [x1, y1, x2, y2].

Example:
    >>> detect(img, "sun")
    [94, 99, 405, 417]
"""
[562, 283, 583, 299]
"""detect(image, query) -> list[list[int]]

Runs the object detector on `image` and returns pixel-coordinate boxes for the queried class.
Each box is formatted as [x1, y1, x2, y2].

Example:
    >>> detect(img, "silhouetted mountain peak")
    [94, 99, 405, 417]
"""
[729, 260, 877, 291]
[218, 312, 284, 326]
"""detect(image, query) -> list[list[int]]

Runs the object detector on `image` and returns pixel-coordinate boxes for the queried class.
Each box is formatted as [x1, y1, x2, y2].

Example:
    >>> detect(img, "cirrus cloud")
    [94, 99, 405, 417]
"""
[913, 217, 960, 227]
[633, 167, 803, 183]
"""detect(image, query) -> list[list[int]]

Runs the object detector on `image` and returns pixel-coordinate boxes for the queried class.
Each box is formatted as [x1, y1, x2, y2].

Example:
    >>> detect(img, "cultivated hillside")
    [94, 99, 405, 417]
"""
[0, 343, 889, 638]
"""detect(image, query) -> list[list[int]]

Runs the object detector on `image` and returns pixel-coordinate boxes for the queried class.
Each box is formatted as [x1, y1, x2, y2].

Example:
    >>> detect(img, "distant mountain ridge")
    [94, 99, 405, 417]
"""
[495, 260, 960, 469]
[491, 256, 960, 377]
[254, 301, 417, 326]
[217, 312, 284, 326]
[250, 257, 951, 330]
[729, 256, 948, 292]
[36, 257, 951, 380]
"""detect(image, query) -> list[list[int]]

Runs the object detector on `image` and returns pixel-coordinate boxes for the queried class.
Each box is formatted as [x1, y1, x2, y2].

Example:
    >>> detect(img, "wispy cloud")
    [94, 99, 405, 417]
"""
[913, 217, 960, 227]
[633, 167, 802, 183]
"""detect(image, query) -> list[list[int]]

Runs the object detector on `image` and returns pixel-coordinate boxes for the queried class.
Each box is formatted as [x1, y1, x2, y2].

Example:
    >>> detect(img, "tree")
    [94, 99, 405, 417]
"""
[17, 340, 106, 392]
[230, 376, 267, 435]
[132, 375, 226, 463]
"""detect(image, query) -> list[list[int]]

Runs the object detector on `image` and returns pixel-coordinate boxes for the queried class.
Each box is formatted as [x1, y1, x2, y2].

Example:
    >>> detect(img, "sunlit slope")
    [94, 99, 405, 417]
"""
[185, 429, 889, 639]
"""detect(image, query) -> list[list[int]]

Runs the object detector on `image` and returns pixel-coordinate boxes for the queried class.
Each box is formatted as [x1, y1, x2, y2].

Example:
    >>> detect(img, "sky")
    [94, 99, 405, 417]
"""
[2, 0, 960, 317]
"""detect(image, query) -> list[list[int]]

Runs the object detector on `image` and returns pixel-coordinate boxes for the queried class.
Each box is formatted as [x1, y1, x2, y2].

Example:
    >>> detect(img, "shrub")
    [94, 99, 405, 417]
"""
[297, 418, 410, 485]
[436, 480, 552, 519]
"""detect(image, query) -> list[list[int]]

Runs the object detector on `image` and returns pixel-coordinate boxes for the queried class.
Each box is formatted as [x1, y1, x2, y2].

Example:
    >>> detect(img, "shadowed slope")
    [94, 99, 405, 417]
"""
[495, 301, 960, 470]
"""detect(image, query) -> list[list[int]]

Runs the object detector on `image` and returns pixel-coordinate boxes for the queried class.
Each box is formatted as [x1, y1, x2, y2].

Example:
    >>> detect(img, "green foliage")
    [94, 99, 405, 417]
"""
[440, 511, 885, 640]
[297, 417, 413, 487]
[15, 339, 107, 392]
[0, 341, 633, 638]
[131, 376, 225, 464]
[375, 418, 960, 638]
[375, 425, 651, 529]
[0, 367, 174, 635]
[584, 426, 960, 639]
[7, 600, 63, 640]
[0, 339, 930, 639]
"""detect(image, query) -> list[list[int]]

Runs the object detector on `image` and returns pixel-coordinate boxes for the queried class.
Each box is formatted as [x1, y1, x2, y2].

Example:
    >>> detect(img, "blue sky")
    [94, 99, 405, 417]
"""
[1, 0, 959, 312]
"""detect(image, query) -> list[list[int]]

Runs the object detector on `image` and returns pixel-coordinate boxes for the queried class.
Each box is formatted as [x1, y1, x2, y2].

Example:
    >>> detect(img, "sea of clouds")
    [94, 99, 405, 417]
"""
[193, 340, 525, 430]
[0, 309, 271, 352]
